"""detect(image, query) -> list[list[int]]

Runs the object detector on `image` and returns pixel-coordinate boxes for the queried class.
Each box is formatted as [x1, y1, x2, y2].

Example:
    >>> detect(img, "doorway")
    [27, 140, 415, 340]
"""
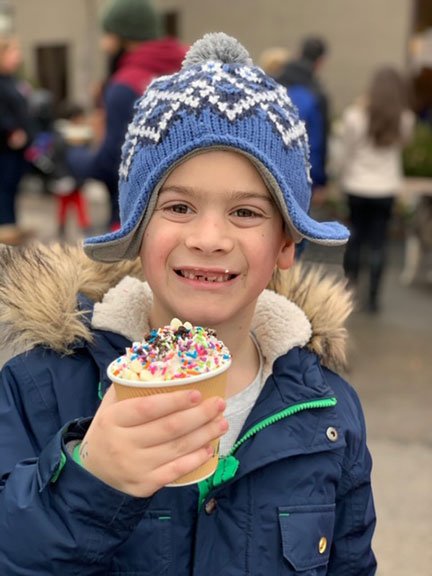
[35, 44, 69, 108]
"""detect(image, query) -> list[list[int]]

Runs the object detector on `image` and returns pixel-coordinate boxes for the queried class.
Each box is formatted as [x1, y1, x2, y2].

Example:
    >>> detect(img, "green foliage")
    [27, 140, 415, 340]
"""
[403, 121, 432, 178]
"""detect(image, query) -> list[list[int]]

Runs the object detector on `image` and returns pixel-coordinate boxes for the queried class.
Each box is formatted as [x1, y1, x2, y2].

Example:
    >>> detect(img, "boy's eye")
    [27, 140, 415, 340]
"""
[165, 203, 191, 214]
[232, 208, 261, 218]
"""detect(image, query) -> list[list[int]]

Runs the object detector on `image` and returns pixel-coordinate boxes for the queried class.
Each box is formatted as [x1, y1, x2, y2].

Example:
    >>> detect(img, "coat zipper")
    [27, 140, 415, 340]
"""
[228, 397, 337, 456]
[198, 397, 337, 507]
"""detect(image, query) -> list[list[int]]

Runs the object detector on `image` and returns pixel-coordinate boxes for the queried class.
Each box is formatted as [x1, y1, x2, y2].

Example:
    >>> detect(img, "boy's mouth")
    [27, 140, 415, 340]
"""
[174, 268, 237, 283]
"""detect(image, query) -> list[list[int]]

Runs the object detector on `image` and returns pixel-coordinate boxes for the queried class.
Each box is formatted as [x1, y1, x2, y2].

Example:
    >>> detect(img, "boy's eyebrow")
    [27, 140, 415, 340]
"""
[159, 185, 274, 203]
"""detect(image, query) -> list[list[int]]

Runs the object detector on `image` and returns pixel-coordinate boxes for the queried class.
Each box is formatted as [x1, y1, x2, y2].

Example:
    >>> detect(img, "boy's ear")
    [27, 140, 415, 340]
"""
[276, 237, 295, 270]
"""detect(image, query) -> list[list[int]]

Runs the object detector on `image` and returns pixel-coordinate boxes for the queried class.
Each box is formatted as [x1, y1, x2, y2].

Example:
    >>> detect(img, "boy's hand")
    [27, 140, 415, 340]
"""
[78, 385, 227, 497]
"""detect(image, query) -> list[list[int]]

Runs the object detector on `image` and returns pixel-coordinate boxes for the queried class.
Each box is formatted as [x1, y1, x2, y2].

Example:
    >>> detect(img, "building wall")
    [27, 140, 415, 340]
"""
[13, 0, 412, 114]
[14, 0, 105, 107]
[158, 0, 413, 114]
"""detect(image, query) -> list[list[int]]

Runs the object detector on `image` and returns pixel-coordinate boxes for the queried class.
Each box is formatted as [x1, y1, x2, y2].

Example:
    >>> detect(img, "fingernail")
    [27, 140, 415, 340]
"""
[206, 445, 215, 457]
[216, 398, 226, 411]
[189, 390, 201, 403]
[219, 419, 228, 432]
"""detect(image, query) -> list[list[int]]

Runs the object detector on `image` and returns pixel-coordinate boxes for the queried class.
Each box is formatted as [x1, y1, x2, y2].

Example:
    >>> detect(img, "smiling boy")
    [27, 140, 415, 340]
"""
[0, 33, 376, 575]
[141, 150, 294, 396]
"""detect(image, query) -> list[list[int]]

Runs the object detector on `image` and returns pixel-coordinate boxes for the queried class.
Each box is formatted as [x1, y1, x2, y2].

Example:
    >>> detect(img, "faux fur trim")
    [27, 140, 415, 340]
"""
[268, 266, 353, 371]
[92, 277, 153, 341]
[0, 243, 143, 355]
[0, 243, 352, 369]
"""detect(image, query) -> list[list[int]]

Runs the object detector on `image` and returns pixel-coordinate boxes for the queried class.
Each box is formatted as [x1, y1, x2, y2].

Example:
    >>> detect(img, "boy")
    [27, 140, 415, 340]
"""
[0, 33, 376, 574]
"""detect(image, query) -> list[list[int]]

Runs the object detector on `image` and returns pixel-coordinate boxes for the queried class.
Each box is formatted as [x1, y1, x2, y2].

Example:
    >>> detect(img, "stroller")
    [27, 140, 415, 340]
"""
[25, 90, 90, 234]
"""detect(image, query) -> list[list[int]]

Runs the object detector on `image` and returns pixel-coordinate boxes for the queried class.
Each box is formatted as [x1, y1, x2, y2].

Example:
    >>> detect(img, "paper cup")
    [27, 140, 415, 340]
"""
[107, 360, 231, 486]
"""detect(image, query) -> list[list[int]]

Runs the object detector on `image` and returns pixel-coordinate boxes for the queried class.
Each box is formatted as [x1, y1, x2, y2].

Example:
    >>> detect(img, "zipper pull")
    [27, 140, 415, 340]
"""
[213, 455, 240, 487]
[197, 456, 240, 509]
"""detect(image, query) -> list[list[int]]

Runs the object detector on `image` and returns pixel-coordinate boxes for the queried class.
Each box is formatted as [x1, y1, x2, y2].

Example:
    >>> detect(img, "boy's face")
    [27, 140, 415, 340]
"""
[140, 150, 294, 330]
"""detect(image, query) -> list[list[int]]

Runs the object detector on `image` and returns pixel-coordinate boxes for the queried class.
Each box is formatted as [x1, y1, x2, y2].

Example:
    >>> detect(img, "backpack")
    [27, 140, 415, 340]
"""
[25, 130, 76, 195]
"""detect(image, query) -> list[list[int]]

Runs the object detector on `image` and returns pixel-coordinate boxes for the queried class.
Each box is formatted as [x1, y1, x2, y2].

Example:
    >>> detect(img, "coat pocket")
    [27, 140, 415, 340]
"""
[278, 503, 335, 572]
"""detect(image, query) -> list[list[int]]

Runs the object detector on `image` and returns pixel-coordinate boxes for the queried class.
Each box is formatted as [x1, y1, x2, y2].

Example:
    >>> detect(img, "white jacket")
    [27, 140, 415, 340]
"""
[334, 103, 414, 197]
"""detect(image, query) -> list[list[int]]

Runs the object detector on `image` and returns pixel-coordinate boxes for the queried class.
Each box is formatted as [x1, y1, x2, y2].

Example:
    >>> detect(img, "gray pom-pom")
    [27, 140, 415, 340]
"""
[182, 32, 253, 69]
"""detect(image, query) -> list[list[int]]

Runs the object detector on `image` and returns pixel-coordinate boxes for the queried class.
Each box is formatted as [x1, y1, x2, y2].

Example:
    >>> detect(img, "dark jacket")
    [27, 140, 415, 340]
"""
[277, 59, 329, 187]
[0, 244, 376, 575]
[0, 74, 31, 152]
[85, 38, 187, 212]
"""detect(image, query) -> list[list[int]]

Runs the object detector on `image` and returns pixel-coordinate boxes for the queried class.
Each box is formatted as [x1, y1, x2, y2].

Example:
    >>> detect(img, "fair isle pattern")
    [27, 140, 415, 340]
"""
[119, 61, 310, 181]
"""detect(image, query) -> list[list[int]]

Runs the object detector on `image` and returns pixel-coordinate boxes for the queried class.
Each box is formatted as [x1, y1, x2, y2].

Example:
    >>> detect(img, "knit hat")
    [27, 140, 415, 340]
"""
[101, 0, 161, 42]
[84, 33, 349, 262]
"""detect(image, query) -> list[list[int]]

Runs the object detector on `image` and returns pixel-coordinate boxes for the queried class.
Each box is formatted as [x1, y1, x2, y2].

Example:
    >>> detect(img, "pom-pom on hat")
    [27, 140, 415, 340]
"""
[84, 32, 349, 262]
[101, 0, 161, 42]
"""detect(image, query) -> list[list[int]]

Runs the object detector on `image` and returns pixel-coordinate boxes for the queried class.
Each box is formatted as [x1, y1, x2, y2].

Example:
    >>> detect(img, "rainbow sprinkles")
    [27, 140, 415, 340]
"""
[110, 318, 231, 382]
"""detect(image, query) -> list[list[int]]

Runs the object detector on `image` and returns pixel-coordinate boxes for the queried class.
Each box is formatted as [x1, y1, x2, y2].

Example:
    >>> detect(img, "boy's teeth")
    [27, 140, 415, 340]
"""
[181, 270, 231, 282]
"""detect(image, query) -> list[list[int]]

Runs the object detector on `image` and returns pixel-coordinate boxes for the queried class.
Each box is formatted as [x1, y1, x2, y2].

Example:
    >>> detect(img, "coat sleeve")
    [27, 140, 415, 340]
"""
[0, 360, 149, 575]
[327, 381, 377, 575]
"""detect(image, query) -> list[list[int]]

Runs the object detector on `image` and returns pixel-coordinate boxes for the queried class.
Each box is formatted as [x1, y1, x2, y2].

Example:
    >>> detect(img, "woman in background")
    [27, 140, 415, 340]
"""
[338, 67, 414, 312]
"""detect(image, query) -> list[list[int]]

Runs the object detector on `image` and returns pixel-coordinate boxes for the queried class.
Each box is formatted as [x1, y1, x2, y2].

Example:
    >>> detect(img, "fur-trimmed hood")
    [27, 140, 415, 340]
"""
[0, 243, 352, 371]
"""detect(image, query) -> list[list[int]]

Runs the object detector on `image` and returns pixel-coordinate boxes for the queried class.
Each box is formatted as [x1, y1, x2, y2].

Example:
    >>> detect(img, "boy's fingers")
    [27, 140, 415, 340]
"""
[152, 445, 215, 490]
[153, 415, 227, 465]
[109, 389, 208, 428]
[130, 399, 226, 447]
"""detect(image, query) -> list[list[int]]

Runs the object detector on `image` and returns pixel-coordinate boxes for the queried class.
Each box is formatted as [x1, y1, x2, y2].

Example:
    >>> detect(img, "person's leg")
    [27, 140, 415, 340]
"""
[73, 189, 91, 229]
[343, 194, 368, 285]
[0, 152, 24, 226]
[366, 196, 394, 312]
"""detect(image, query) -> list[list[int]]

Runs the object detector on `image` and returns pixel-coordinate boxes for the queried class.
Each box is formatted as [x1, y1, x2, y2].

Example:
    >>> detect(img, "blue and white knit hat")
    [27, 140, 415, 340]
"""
[84, 32, 349, 262]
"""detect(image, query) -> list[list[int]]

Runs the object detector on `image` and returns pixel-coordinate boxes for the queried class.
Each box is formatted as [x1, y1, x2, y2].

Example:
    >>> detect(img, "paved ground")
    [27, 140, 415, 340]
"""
[305, 239, 432, 575]
[1, 180, 431, 575]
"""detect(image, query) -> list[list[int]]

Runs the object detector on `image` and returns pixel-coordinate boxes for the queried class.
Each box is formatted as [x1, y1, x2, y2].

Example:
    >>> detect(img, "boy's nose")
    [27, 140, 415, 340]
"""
[184, 218, 234, 253]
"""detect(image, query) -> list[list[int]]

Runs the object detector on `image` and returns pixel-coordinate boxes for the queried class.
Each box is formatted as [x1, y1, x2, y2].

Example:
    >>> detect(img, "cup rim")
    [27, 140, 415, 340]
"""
[107, 358, 231, 387]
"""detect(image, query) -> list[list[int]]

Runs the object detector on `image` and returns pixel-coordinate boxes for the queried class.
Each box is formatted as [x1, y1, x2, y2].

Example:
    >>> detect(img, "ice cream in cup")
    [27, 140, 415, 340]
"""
[107, 318, 231, 485]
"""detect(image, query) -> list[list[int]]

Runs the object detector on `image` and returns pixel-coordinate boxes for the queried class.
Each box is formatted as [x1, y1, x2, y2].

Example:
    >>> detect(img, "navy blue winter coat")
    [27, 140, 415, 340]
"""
[0, 245, 376, 575]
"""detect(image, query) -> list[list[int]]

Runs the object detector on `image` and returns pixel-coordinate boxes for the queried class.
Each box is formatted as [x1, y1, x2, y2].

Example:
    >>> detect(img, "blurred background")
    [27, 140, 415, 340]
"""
[0, 1, 431, 574]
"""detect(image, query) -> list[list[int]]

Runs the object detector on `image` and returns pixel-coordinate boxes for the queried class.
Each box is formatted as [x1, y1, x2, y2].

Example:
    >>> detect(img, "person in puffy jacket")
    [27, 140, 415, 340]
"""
[85, 0, 187, 228]
[277, 36, 330, 191]
[0, 33, 376, 575]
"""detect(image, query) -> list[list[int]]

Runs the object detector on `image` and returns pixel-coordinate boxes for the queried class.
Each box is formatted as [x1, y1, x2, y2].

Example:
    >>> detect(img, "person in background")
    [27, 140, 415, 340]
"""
[337, 67, 414, 312]
[257, 46, 291, 79]
[0, 36, 32, 245]
[0, 33, 375, 575]
[25, 94, 93, 237]
[54, 103, 94, 236]
[84, 0, 187, 230]
[277, 35, 330, 194]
